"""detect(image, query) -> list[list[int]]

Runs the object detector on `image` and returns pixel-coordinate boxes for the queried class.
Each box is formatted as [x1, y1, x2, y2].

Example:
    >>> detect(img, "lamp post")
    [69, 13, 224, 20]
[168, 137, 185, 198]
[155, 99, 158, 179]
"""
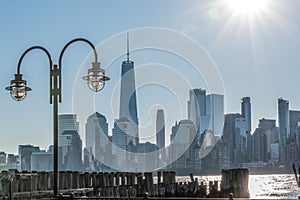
[6, 38, 110, 196]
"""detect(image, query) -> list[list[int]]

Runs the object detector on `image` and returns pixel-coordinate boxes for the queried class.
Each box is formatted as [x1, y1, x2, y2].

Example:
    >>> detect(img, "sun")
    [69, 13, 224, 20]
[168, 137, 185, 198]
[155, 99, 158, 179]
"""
[226, 0, 270, 15]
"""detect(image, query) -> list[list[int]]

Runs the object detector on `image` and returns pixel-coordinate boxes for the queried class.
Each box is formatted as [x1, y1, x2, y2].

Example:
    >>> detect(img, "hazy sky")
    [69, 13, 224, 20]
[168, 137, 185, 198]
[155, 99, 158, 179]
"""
[1, 0, 300, 154]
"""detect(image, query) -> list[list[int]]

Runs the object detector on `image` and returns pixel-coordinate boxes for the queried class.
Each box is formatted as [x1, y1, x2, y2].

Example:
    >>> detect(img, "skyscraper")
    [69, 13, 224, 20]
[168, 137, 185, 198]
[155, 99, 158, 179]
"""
[85, 112, 108, 161]
[188, 89, 224, 136]
[223, 114, 247, 166]
[59, 130, 83, 171]
[278, 98, 290, 162]
[170, 120, 196, 170]
[112, 117, 136, 170]
[255, 118, 279, 162]
[156, 109, 165, 149]
[258, 118, 276, 131]
[251, 128, 268, 162]
[188, 89, 206, 133]
[206, 94, 224, 135]
[58, 114, 79, 136]
[289, 110, 300, 137]
[58, 114, 81, 170]
[119, 34, 139, 145]
[241, 97, 251, 134]
[241, 97, 252, 162]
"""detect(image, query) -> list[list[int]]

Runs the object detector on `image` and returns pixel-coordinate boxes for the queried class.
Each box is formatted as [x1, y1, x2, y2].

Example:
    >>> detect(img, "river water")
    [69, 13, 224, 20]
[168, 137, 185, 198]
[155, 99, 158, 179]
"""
[176, 174, 300, 199]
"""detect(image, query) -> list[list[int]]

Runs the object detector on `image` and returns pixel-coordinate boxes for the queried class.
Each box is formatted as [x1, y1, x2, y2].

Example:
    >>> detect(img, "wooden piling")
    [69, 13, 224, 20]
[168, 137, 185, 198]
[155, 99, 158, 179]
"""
[157, 171, 161, 186]
[115, 172, 120, 186]
[221, 168, 250, 198]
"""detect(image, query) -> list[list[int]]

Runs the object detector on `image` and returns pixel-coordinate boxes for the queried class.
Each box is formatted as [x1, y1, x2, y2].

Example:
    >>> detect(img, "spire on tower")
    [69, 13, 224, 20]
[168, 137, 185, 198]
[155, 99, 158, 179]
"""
[127, 32, 130, 62]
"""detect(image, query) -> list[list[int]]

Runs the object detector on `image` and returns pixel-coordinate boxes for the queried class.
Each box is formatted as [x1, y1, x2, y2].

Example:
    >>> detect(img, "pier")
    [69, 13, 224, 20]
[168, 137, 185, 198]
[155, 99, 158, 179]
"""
[0, 169, 249, 199]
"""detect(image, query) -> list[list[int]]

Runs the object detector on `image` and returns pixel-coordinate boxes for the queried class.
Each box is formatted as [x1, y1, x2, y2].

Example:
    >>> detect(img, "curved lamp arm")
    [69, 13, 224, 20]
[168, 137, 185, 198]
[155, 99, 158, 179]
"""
[58, 37, 109, 92]
[58, 38, 98, 68]
[17, 46, 53, 74]
[6, 46, 53, 101]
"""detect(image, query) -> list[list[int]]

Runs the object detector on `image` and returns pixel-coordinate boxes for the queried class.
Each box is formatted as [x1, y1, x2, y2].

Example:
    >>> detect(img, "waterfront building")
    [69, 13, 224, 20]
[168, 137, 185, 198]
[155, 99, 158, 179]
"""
[223, 114, 247, 167]
[289, 110, 300, 140]
[112, 117, 136, 170]
[31, 150, 53, 171]
[85, 112, 108, 161]
[6, 154, 20, 171]
[0, 152, 6, 171]
[278, 98, 290, 162]
[257, 118, 279, 162]
[59, 130, 82, 171]
[170, 120, 196, 170]
[58, 114, 81, 170]
[251, 128, 268, 162]
[138, 142, 158, 171]
[241, 97, 252, 134]
[58, 114, 79, 136]
[19, 144, 40, 171]
[83, 147, 94, 171]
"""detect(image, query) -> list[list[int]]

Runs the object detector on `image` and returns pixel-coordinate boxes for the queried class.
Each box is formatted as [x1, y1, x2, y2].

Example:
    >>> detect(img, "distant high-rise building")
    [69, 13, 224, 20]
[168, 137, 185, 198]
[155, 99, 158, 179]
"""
[137, 142, 159, 171]
[278, 98, 290, 162]
[188, 89, 206, 132]
[241, 97, 251, 134]
[269, 143, 279, 163]
[251, 128, 268, 162]
[257, 118, 279, 162]
[58, 114, 81, 170]
[83, 147, 95, 171]
[112, 117, 136, 170]
[119, 34, 139, 145]
[156, 109, 165, 149]
[258, 118, 276, 131]
[171, 120, 196, 144]
[0, 152, 6, 171]
[19, 144, 40, 171]
[31, 150, 53, 171]
[170, 120, 197, 170]
[58, 114, 79, 136]
[188, 89, 224, 145]
[284, 107, 300, 163]
[289, 110, 300, 138]
[278, 98, 290, 145]
[206, 94, 224, 135]
[6, 154, 20, 171]
[223, 114, 247, 167]
[85, 112, 108, 161]
[59, 130, 82, 171]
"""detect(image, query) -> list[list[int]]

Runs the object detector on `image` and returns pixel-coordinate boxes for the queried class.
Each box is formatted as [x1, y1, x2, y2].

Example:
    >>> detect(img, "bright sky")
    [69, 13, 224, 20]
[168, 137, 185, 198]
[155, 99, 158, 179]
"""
[1, 0, 300, 154]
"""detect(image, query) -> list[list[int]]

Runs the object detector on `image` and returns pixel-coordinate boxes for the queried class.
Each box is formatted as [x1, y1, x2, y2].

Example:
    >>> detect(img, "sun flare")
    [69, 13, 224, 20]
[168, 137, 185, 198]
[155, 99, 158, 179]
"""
[226, 0, 270, 15]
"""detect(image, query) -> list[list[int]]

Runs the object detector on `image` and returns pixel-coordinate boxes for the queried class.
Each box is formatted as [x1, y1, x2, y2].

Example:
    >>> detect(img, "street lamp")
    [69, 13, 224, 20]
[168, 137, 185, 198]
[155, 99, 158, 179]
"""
[6, 38, 109, 196]
[6, 73, 32, 101]
[82, 61, 110, 92]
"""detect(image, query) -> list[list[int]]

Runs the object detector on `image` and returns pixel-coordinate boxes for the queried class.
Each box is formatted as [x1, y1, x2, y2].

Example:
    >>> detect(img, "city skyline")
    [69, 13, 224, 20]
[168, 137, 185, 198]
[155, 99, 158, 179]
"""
[1, 0, 300, 155]
[1, 93, 300, 172]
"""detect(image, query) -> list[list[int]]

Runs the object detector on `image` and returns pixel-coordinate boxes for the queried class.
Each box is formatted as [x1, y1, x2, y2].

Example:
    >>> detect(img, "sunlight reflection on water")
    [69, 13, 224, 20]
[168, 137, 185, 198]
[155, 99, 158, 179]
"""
[175, 174, 300, 199]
